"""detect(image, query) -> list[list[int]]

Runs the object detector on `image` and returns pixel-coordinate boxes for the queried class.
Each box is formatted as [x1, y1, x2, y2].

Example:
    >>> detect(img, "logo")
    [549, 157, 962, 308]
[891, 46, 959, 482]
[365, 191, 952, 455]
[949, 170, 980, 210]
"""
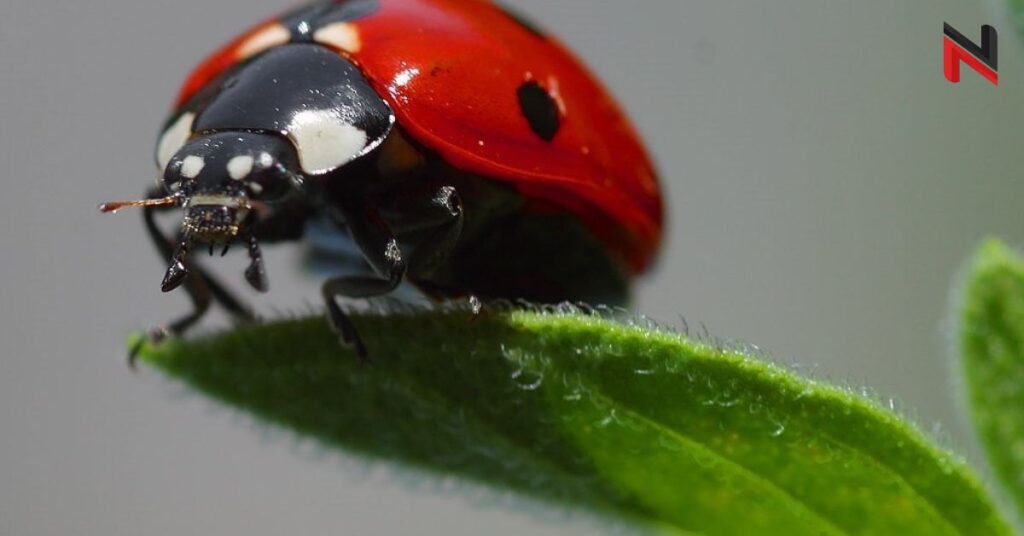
[944, 23, 998, 85]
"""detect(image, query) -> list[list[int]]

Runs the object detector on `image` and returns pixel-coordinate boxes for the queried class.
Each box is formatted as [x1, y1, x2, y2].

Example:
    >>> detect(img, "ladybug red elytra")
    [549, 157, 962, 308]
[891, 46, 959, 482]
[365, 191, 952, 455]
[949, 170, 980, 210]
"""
[101, 0, 663, 360]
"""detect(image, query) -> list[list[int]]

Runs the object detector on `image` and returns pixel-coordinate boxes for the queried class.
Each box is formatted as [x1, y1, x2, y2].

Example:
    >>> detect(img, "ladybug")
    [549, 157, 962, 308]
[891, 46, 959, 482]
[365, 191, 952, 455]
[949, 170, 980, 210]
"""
[101, 0, 663, 360]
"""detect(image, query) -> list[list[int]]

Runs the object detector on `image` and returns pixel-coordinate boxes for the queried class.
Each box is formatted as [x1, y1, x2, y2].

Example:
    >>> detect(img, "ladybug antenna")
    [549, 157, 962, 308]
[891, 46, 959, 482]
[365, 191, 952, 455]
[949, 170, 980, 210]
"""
[98, 194, 182, 214]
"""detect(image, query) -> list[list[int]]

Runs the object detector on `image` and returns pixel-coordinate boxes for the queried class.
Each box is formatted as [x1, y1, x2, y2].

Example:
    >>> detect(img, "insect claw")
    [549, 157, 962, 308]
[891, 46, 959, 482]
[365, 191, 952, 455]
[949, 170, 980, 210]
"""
[221, 244, 231, 257]
[245, 236, 269, 292]
[127, 327, 169, 370]
[161, 260, 188, 292]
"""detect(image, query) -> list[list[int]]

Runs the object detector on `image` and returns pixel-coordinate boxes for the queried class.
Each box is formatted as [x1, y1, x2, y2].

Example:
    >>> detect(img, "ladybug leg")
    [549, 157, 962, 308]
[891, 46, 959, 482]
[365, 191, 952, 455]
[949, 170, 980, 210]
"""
[404, 186, 464, 280]
[131, 187, 255, 365]
[387, 186, 470, 305]
[244, 235, 268, 292]
[243, 198, 315, 292]
[142, 187, 255, 321]
[321, 204, 406, 363]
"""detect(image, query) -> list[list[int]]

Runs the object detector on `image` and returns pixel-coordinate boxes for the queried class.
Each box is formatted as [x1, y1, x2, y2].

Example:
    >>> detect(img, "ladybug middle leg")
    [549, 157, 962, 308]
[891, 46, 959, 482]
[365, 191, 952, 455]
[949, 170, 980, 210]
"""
[322, 186, 464, 363]
[403, 186, 464, 281]
[321, 201, 405, 363]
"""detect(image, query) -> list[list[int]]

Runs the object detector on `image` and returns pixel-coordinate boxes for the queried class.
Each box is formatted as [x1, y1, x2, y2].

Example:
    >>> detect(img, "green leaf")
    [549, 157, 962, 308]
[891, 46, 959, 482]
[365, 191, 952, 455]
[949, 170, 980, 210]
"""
[960, 238, 1024, 520]
[139, 309, 1010, 535]
[1008, 0, 1024, 44]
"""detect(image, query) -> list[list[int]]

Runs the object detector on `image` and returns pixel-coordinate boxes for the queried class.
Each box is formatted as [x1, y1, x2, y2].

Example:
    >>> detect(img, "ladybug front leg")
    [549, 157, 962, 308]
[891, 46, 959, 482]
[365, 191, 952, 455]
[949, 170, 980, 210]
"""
[321, 202, 406, 363]
[142, 186, 255, 321]
[243, 198, 315, 292]
[132, 187, 255, 364]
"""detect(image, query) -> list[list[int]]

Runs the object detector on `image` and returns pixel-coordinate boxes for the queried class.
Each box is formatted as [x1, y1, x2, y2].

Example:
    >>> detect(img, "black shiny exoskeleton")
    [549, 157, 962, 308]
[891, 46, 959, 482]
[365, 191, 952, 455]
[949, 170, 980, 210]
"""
[103, 18, 627, 363]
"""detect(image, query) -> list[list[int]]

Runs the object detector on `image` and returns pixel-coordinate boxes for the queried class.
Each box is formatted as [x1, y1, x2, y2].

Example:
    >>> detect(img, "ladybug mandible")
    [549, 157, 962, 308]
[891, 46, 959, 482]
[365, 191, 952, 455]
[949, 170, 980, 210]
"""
[101, 0, 663, 360]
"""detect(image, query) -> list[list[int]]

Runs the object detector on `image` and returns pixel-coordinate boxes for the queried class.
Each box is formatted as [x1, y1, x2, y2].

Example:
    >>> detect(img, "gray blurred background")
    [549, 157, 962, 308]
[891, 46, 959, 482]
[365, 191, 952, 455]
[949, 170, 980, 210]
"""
[2, 1, 1022, 534]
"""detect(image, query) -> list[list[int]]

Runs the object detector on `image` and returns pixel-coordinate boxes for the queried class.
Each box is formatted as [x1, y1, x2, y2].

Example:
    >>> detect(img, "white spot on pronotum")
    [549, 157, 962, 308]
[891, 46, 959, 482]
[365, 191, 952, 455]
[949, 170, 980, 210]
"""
[180, 155, 205, 179]
[237, 23, 291, 60]
[313, 22, 361, 53]
[289, 110, 368, 175]
[227, 155, 255, 180]
[157, 112, 195, 171]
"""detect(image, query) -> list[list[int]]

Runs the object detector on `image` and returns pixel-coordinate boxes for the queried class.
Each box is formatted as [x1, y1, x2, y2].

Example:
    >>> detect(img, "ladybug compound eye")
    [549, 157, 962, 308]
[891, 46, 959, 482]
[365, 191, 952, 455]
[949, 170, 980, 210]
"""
[247, 170, 294, 201]
[247, 181, 290, 201]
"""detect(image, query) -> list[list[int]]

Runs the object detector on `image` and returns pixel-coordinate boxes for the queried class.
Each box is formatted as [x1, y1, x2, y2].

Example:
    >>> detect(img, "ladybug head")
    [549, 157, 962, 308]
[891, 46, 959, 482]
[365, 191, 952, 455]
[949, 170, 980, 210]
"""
[162, 132, 301, 244]
[100, 131, 302, 293]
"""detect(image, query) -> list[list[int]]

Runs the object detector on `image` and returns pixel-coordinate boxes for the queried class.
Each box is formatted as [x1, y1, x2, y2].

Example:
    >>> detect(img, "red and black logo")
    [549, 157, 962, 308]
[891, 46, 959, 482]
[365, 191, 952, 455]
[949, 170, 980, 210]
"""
[943, 23, 998, 85]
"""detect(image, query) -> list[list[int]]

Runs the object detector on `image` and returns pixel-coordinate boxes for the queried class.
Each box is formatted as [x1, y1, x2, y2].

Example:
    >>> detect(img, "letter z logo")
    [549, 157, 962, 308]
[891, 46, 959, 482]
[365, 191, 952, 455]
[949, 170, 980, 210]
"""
[944, 23, 998, 85]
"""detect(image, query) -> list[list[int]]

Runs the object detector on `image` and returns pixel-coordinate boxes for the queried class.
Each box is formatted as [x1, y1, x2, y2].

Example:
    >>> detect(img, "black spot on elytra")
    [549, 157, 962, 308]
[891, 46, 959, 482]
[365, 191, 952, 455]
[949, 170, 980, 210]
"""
[282, 0, 381, 41]
[517, 81, 560, 142]
[495, 2, 546, 38]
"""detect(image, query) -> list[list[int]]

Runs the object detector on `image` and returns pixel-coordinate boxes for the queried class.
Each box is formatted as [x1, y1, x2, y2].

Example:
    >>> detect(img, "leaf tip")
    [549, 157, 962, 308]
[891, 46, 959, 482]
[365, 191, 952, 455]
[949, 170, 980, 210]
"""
[971, 237, 1021, 271]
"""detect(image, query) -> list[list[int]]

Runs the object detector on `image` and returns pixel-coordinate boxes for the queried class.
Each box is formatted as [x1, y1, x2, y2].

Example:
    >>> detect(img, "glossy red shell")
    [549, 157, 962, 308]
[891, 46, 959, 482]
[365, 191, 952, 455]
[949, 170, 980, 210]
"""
[175, 0, 663, 272]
